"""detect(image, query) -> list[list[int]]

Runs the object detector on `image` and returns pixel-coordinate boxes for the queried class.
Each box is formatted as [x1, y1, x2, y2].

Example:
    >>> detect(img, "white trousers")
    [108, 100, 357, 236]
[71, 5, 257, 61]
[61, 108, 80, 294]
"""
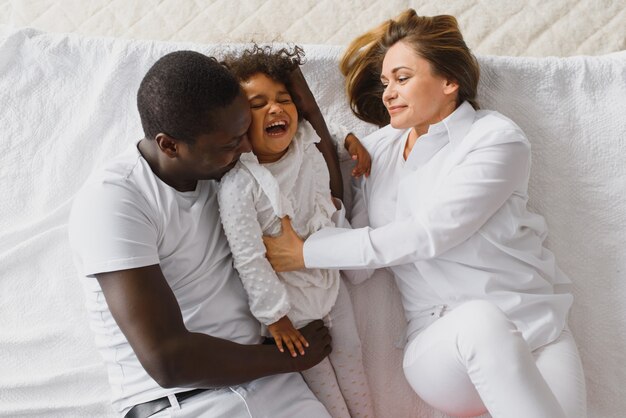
[403, 300, 586, 418]
[151, 372, 330, 418]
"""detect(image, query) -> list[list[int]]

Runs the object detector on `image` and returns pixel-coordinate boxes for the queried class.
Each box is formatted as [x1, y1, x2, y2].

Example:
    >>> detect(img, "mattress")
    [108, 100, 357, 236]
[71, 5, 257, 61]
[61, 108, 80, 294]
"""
[1, 1, 625, 418]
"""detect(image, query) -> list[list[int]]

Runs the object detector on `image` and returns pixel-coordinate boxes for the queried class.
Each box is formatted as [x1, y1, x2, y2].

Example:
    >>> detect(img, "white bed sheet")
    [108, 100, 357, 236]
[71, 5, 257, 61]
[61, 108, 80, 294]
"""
[1, 27, 625, 417]
[1, 2, 626, 418]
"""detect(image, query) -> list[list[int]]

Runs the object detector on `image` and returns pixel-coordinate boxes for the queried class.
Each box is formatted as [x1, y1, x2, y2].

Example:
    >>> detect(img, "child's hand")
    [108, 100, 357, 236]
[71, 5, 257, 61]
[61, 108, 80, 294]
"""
[268, 315, 309, 357]
[345, 134, 371, 177]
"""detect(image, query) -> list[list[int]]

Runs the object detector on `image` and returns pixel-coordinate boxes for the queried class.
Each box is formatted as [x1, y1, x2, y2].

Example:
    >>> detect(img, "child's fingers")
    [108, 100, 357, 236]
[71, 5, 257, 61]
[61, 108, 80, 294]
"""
[352, 162, 367, 177]
[298, 332, 309, 348]
[274, 336, 285, 353]
[292, 338, 305, 356]
[358, 152, 372, 177]
[293, 340, 304, 356]
[284, 337, 298, 357]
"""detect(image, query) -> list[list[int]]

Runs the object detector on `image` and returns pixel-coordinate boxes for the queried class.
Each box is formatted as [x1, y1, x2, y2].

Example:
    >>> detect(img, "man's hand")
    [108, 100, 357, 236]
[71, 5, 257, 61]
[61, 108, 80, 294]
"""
[263, 217, 305, 272]
[268, 316, 309, 357]
[345, 133, 371, 178]
[291, 320, 332, 372]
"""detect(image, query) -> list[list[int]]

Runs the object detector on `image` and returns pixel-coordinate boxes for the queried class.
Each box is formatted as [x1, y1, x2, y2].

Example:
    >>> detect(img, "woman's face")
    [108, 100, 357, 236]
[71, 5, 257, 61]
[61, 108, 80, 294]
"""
[241, 73, 299, 164]
[381, 41, 458, 136]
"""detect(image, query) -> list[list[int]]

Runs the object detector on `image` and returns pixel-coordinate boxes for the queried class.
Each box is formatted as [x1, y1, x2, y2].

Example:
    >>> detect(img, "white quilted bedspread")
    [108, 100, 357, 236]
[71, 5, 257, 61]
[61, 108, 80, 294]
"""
[0, 0, 625, 56]
[1, 26, 625, 417]
[1, 1, 625, 418]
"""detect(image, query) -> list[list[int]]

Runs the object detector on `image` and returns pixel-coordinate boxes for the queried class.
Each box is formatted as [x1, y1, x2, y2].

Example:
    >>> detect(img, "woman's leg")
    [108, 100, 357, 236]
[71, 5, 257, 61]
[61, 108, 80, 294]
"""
[402, 300, 578, 418]
[327, 279, 375, 418]
[533, 327, 586, 417]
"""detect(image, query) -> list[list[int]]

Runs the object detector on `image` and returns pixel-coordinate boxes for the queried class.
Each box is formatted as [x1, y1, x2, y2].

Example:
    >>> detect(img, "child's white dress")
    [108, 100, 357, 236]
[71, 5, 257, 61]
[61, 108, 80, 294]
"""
[218, 121, 373, 418]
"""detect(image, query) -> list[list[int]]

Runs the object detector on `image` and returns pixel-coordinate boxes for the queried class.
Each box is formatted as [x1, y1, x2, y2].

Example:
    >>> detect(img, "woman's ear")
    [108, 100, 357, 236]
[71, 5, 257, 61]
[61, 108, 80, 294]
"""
[155, 133, 179, 158]
[443, 79, 459, 95]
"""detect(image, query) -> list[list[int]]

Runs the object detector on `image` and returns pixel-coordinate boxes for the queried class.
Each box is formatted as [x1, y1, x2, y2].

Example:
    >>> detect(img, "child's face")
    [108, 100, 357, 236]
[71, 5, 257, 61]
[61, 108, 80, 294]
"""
[241, 73, 299, 164]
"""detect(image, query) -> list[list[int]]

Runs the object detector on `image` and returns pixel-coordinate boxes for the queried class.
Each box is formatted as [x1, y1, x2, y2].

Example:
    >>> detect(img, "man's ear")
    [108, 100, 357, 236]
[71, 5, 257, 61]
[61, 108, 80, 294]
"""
[443, 79, 459, 95]
[155, 133, 179, 158]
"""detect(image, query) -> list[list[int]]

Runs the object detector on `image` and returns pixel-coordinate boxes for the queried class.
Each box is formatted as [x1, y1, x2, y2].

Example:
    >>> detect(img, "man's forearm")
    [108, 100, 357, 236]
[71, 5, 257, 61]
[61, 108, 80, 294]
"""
[142, 321, 330, 389]
[95, 253, 330, 392]
[149, 333, 295, 388]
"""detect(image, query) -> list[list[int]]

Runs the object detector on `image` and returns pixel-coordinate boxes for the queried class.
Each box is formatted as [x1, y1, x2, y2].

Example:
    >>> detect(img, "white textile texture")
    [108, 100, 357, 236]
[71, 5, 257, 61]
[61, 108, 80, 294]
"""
[0, 28, 624, 417]
[1, 0, 624, 56]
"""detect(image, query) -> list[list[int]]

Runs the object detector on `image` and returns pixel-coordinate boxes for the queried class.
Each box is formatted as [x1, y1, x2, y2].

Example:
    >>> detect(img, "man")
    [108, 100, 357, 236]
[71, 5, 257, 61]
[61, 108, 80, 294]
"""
[69, 50, 332, 418]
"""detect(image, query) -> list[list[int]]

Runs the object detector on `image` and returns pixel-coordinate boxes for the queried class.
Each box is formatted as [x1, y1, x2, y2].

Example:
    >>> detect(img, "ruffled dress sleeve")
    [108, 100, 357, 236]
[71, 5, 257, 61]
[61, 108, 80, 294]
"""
[217, 162, 291, 326]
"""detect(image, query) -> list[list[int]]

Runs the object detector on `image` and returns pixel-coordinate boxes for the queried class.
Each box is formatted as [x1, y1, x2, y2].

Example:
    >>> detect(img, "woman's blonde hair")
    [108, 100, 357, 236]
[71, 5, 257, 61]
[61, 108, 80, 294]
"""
[340, 9, 480, 126]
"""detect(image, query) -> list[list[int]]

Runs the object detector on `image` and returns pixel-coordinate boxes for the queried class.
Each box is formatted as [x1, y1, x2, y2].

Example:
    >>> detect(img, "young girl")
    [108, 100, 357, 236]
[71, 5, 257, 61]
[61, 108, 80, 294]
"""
[218, 45, 374, 418]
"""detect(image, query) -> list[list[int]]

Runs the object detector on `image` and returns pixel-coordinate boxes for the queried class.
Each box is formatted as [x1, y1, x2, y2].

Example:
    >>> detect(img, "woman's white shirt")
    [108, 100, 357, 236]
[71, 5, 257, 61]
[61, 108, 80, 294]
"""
[304, 102, 572, 350]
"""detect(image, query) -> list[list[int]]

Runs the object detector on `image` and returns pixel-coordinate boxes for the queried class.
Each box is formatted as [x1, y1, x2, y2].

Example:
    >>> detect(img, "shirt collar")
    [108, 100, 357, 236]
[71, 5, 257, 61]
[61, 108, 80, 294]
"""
[425, 101, 476, 148]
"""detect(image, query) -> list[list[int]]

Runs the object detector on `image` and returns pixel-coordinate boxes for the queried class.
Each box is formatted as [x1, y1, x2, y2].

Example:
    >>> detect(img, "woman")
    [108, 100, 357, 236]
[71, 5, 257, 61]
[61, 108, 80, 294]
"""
[263, 9, 586, 418]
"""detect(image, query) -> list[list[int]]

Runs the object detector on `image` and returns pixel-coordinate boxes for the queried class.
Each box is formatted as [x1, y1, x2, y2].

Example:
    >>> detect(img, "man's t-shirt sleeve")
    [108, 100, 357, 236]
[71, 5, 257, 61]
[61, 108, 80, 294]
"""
[69, 180, 160, 277]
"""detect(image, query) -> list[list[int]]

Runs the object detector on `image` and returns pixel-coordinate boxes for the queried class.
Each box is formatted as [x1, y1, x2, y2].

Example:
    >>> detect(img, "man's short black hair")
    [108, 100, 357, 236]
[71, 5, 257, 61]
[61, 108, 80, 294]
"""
[137, 50, 241, 144]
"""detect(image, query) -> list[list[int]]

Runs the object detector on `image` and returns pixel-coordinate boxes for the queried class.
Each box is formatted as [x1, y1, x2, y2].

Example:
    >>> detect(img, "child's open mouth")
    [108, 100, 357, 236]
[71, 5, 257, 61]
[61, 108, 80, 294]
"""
[265, 120, 289, 136]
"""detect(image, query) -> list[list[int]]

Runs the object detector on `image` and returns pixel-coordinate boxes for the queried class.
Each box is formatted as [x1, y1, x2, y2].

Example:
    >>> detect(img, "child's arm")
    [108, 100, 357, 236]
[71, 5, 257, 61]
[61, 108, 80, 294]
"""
[287, 67, 344, 201]
[218, 171, 307, 357]
[344, 133, 372, 178]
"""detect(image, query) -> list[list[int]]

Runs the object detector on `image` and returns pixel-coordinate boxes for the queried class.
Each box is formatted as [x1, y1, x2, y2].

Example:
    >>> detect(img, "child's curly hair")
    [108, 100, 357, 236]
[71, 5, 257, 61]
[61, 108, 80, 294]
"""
[223, 44, 305, 85]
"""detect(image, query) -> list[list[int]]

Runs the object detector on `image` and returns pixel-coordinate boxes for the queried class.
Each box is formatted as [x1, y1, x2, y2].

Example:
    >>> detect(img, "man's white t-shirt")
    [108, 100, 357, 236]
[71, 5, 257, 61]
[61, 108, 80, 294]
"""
[68, 142, 261, 413]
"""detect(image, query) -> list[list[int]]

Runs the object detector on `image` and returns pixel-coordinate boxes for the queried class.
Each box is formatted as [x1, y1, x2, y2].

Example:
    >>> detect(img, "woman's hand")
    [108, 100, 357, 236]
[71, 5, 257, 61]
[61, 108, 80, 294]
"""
[267, 315, 309, 357]
[345, 133, 372, 177]
[263, 217, 305, 272]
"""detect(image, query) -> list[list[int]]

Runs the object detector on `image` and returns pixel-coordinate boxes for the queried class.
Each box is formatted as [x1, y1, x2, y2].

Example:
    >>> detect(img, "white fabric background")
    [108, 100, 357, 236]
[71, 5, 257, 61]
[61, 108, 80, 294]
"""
[1, 2, 625, 416]
[0, 0, 624, 56]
